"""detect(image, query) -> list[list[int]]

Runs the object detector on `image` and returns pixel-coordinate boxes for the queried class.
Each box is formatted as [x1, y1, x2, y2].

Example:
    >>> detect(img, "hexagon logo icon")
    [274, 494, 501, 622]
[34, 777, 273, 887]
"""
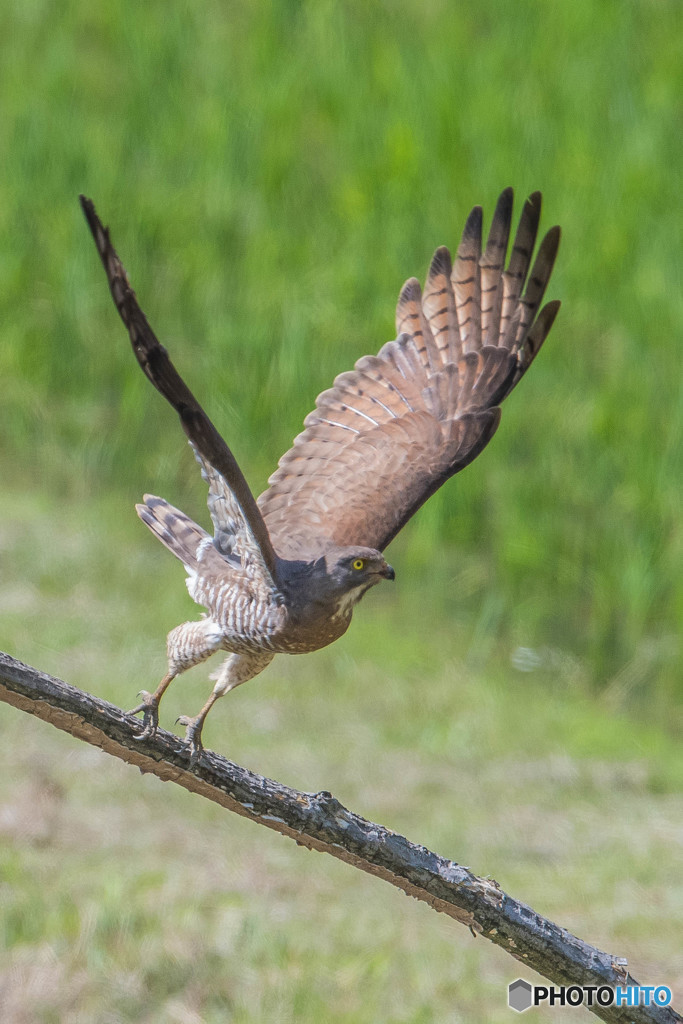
[509, 978, 533, 1012]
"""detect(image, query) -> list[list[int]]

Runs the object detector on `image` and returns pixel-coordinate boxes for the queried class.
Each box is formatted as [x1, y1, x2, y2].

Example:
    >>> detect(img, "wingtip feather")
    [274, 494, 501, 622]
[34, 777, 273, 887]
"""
[460, 205, 483, 248]
[428, 245, 453, 277]
[398, 277, 422, 305]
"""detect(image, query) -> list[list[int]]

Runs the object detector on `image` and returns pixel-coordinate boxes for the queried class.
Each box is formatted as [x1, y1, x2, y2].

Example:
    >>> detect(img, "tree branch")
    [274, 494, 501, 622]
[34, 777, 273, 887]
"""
[1, 650, 679, 1024]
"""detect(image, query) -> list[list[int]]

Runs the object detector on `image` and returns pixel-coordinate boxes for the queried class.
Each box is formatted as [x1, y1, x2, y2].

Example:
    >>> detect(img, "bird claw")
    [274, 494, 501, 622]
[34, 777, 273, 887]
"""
[176, 715, 205, 765]
[127, 691, 159, 740]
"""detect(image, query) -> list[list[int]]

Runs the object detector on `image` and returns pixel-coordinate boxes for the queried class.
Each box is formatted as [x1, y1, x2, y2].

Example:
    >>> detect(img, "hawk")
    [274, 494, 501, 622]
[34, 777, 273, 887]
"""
[80, 189, 560, 761]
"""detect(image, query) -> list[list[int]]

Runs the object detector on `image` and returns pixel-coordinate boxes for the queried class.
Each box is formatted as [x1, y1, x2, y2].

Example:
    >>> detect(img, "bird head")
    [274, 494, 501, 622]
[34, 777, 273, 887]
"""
[324, 546, 395, 609]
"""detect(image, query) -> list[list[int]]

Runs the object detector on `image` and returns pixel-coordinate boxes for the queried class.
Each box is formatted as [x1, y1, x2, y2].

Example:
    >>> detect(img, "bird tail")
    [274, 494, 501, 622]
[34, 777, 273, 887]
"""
[136, 495, 212, 575]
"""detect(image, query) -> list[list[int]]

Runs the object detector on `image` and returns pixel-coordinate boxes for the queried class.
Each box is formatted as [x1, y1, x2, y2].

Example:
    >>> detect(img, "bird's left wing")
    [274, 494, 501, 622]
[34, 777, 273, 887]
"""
[189, 442, 275, 583]
[80, 196, 281, 586]
[258, 189, 560, 560]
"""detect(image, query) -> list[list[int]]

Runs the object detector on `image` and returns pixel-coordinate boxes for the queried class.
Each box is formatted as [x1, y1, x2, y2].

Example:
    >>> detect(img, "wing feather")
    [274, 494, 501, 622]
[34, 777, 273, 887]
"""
[499, 191, 542, 349]
[452, 204, 483, 354]
[481, 187, 513, 346]
[395, 278, 442, 374]
[421, 246, 460, 361]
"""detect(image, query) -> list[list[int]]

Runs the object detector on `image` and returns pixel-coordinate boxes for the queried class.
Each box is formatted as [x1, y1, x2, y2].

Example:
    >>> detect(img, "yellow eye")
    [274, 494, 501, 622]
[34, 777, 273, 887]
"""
[352, 559, 365, 571]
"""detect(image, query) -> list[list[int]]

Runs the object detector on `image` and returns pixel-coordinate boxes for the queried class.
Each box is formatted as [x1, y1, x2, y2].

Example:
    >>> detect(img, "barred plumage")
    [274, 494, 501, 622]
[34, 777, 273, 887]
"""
[81, 188, 561, 761]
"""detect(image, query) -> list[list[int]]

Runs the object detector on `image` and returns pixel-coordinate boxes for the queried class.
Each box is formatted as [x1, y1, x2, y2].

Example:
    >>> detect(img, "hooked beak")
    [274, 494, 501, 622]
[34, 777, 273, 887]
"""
[381, 563, 395, 581]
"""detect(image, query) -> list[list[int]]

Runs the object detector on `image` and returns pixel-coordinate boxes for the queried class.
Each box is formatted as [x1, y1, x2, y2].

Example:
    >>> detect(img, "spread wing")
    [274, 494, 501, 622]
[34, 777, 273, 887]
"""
[258, 189, 560, 559]
[80, 195, 281, 587]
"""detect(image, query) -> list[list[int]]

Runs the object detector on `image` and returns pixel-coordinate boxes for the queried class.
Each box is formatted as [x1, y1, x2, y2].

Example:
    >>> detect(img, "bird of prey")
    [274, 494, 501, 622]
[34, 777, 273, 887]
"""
[81, 188, 560, 761]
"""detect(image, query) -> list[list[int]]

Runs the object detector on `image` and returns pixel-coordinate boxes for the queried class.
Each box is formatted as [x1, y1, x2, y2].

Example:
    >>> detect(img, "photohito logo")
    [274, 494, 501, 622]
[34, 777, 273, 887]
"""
[508, 978, 672, 1012]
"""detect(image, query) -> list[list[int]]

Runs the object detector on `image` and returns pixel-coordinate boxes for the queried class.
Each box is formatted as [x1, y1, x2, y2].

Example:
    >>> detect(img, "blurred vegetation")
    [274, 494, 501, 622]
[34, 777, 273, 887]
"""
[1, 0, 681, 1020]
[1, 0, 681, 699]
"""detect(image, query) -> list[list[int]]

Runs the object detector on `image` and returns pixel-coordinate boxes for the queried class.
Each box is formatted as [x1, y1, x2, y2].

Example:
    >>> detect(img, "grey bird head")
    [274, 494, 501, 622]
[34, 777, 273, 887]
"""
[317, 545, 395, 615]
[278, 544, 394, 618]
[327, 546, 395, 588]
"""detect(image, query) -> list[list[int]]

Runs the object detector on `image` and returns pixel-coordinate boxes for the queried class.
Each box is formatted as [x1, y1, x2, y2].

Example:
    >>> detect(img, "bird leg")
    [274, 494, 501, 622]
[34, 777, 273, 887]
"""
[176, 651, 275, 764]
[128, 671, 176, 739]
[176, 691, 221, 765]
[128, 618, 224, 740]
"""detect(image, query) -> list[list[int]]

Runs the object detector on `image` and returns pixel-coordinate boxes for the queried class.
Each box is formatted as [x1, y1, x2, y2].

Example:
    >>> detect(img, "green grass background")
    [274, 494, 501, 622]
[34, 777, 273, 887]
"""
[1, 0, 681, 1020]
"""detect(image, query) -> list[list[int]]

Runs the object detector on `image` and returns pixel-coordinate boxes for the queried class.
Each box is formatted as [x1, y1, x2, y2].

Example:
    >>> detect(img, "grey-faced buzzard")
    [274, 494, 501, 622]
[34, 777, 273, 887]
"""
[80, 189, 560, 760]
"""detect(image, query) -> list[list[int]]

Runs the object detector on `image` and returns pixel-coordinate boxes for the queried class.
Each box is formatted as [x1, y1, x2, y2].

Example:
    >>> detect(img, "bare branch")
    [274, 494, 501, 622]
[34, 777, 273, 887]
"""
[1, 650, 679, 1024]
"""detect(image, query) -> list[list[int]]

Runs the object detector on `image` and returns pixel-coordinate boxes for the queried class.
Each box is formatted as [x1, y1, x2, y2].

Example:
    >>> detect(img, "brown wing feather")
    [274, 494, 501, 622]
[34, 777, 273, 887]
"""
[395, 278, 442, 374]
[481, 187, 513, 346]
[452, 204, 483, 354]
[259, 189, 561, 557]
[79, 195, 280, 584]
[421, 246, 459, 361]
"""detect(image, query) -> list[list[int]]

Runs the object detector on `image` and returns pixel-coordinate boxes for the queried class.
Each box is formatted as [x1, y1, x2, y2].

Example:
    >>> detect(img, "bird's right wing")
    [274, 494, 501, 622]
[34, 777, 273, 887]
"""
[80, 197, 281, 588]
[258, 189, 560, 560]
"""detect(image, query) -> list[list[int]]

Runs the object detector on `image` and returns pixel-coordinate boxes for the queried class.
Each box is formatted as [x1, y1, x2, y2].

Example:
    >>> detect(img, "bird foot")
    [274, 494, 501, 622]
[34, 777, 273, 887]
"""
[127, 690, 160, 740]
[176, 715, 205, 765]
